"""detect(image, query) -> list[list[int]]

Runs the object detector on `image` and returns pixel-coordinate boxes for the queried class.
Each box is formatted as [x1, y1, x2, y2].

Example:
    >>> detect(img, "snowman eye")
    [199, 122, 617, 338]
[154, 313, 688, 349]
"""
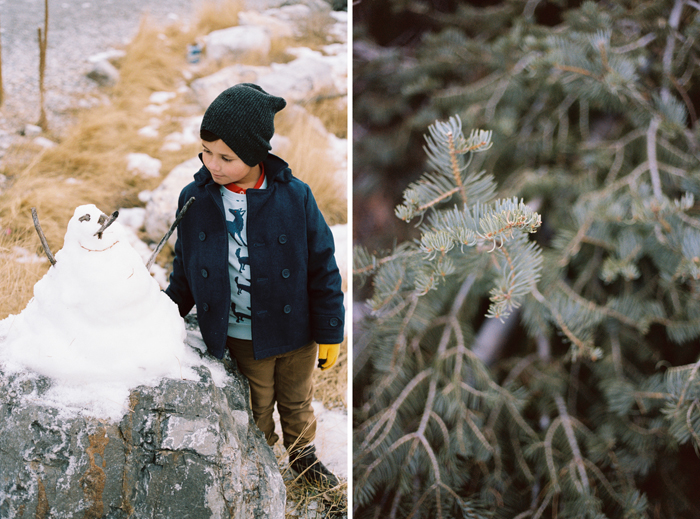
[79, 214, 91, 222]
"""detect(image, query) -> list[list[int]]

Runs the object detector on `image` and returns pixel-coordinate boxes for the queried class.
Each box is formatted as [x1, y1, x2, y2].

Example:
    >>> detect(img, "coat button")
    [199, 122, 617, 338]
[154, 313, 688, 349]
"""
[278, 234, 287, 244]
[199, 231, 206, 241]
[283, 305, 292, 314]
[330, 317, 339, 327]
[202, 303, 209, 312]
[201, 269, 208, 278]
[281, 269, 290, 278]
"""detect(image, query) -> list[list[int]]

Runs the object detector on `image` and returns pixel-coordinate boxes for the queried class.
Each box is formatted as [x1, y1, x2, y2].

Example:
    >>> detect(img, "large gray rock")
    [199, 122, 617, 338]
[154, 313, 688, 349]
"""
[143, 156, 201, 247]
[240, 0, 331, 13]
[203, 25, 272, 64]
[0, 338, 285, 518]
[190, 49, 345, 108]
[239, 5, 315, 39]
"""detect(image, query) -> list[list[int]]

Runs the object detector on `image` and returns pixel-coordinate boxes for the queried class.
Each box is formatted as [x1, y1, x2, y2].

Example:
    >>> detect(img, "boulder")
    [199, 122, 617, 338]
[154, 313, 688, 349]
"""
[203, 25, 271, 64]
[189, 65, 271, 108]
[0, 332, 286, 518]
[126, 152, 161, 179]
[258, 51, 342, 102]
[239, 5, 314, 39]
[190, 48, 345, 107]
[87, 60, 120, 87]
[327, 10, 348, 44]
[143, 156, 201, 247]
[240, 0, 331, 13]
[161, 115, 202, 152]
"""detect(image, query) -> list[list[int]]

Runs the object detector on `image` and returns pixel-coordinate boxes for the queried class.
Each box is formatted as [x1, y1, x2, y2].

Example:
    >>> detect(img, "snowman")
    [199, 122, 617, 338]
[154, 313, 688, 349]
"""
[0, 204, 187, 388]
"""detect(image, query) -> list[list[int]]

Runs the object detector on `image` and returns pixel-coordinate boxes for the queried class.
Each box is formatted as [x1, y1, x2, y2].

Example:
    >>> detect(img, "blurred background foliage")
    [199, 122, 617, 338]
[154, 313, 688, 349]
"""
[353, 0, 700, 517]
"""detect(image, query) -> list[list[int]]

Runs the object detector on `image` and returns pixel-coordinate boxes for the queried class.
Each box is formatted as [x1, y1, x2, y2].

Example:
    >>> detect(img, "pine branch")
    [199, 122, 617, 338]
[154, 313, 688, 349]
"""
[396, 117, 495, 223]
[354, 2, 700, 515]
[647, 116, 663, 200]
[358, 294, 420, 415]
[554, 394, 590, 493]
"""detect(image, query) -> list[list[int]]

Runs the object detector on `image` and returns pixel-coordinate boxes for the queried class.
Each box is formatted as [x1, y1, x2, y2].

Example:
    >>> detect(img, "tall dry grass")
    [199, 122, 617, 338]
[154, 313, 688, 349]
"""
[277, 107, 347, 227]
[0, 231, 48, 318]
[313, 339, 347, 409]
[191, 0, 242, 35]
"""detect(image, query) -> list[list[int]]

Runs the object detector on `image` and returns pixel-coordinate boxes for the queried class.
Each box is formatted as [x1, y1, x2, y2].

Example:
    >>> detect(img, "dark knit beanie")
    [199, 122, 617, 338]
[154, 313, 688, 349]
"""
[200, 83, 287, 166]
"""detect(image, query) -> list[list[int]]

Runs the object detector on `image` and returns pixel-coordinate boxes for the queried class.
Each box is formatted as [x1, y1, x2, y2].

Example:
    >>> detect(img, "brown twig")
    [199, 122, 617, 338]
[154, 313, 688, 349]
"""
[36, 0, 48, 130]
[447, 132, 468, 206]
[31, 207, 56, 266]
[146, 196, 195, 270]
[94, 210, 119, 239]
[0, 12, 4, 107]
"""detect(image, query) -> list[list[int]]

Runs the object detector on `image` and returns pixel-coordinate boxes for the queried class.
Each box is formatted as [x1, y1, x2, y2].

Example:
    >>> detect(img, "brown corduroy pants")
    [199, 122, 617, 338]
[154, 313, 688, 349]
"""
[226, 337, 317, 451]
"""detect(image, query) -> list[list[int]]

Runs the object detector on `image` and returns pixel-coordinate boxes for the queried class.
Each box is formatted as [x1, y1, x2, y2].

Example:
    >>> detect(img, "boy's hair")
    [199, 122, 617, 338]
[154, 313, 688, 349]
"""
[200, 128, 219, 143]
[200, 83, 286, 166]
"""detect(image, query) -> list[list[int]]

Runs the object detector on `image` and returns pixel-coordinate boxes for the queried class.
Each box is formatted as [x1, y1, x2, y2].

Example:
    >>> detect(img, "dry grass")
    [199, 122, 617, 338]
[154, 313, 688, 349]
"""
[276, 422, 348, 518]
[295, 10, 338, 49]
[276, 107, 347, 227]
[282, 472, 348, 519]
[303, 96, 348, 139]
[191, 0, 242, 35]
[313, 338, 348, 409]
[0, 231, 49, 318]
[113, 21, 184, 106]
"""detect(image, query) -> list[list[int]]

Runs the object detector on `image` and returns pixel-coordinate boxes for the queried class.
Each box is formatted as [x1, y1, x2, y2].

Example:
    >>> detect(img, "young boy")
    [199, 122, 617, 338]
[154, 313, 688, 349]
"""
[165, 83, 344, 487]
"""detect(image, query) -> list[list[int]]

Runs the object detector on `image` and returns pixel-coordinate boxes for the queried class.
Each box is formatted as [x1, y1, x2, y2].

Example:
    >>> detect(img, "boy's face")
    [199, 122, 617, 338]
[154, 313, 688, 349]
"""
[201, 139, 261, 188]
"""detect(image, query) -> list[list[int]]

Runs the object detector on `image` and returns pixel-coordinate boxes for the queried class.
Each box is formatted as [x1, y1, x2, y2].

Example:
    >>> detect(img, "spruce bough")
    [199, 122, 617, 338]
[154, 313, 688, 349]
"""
[354, 2, 700, 515]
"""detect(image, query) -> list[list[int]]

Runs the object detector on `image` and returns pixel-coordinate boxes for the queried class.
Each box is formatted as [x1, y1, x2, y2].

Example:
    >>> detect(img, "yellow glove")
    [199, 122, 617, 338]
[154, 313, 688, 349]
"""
[317, 344, 340, 371]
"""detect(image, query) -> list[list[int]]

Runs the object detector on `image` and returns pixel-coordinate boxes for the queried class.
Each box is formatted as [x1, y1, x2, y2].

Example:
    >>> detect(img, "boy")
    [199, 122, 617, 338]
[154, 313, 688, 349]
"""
[165, 83, 344, 487]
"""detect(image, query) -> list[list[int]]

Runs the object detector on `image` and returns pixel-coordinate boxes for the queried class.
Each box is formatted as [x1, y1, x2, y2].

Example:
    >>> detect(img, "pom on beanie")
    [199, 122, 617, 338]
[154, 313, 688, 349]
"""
[200, 83, 287, 166]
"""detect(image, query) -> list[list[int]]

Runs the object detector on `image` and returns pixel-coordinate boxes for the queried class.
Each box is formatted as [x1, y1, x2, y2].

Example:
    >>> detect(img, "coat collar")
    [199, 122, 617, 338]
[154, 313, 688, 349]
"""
[194, 152, 293, 187]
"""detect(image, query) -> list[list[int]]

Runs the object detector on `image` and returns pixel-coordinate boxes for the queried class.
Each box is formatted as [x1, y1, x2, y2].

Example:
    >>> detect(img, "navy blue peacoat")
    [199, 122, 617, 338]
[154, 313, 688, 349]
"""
[165, 153, 345, 360]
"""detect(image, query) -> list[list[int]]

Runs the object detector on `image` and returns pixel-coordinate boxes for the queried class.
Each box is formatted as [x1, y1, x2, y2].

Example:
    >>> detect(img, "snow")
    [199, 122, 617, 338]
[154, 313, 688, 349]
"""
[309, 401, 348, 479]
[273, 401, 348, 479]
[149, 91, 177, 104]
[0, 204, 229, 422]
[127, 152, 162, 178]
[0, 246, 47, 264]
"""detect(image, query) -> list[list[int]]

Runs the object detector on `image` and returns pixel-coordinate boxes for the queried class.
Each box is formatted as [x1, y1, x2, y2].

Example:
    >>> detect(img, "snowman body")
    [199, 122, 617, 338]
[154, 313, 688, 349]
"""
[1, 204, 187, 386]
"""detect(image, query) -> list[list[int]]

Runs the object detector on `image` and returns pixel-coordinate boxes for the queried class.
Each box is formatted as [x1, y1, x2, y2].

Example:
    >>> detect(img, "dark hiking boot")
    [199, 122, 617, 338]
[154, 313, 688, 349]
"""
[289, 444, 340, 488]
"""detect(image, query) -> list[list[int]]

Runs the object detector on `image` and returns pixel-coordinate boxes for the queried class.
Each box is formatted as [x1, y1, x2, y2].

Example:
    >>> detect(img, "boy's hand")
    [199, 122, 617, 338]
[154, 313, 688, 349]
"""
[317, 344, 340, 370]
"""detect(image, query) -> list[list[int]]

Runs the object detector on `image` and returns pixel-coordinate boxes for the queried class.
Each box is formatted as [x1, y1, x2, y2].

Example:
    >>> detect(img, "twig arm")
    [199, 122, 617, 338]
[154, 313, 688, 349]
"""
[94, 210, 119, 238]
[31, 207, 56, 266]
[146, 196, 195, 271]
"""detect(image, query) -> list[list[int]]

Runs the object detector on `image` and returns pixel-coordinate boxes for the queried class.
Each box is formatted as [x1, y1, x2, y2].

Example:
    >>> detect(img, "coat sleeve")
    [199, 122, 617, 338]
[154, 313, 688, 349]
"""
[165, 189, 196, 317]
[304, 188, 345, 344]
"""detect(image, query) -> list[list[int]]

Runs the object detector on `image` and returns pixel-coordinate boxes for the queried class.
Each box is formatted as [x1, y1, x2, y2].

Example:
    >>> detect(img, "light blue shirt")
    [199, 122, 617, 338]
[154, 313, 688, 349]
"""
[221, 176, 268, 339]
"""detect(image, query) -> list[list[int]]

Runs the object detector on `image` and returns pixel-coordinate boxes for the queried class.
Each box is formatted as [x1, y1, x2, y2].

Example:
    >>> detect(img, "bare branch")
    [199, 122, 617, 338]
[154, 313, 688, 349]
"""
[146, 196, 195, 270]
[94, 210, 119, 239]
[31, 207, 56, 266]
[554, 394, 590, 492]
[647, 117, 663, 200]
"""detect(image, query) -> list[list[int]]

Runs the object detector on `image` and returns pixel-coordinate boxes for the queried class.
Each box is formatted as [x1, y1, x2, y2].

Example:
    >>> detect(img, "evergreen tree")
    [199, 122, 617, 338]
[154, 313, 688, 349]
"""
[353, 1, 700, 518]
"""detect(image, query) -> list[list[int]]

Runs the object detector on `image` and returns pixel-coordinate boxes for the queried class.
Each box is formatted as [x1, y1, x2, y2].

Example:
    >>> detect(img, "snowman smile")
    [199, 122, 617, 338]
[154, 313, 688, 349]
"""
[79, 240, 120, 252]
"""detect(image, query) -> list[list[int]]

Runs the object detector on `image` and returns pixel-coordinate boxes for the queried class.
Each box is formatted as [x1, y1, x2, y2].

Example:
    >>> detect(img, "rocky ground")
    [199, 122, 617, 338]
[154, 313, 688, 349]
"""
[0, 0, 204, 147]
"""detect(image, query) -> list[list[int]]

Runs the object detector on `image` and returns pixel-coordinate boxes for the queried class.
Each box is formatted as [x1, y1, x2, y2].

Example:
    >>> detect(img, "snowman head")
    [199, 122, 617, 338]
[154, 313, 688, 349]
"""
[64, 204, 123, 252]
